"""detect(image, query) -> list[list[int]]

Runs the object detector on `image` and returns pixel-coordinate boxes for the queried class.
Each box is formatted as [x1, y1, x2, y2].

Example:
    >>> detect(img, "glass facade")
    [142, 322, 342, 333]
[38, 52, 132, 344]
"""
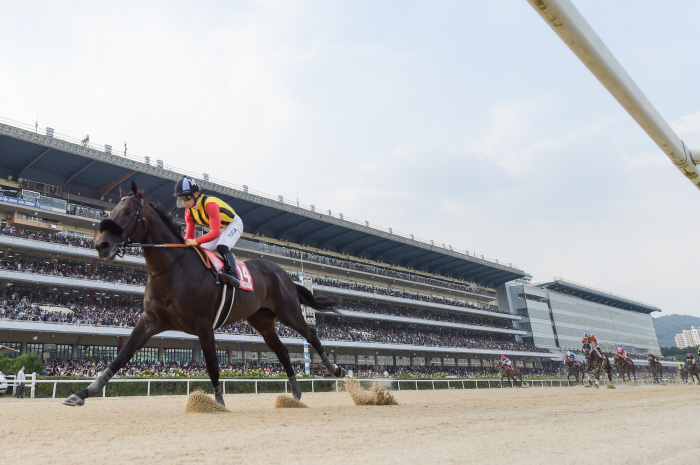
[0, 342, 21, 358]
[505, 283, 661, 355]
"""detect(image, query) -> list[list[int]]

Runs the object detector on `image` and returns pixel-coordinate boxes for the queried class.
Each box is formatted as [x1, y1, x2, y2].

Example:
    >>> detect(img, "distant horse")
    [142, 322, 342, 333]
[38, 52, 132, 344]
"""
[497, 361, 524, 387]
[679, 366, 689, 384]
[64, 181, 345, 407]
[613, 354, 636, 382]
[648, 359, 663, 384]
[563, 357, 583, 386]
[687, 362, 700, 384]
[582, 342, 612, 386]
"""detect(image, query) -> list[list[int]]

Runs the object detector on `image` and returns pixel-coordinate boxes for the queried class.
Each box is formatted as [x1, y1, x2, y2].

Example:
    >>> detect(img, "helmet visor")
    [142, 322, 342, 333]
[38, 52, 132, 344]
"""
[176, 194, 193, 209]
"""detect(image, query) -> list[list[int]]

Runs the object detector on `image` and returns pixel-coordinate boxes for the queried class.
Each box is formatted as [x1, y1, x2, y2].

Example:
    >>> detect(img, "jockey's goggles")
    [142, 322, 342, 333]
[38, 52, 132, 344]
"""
[176, 194, 194, 208]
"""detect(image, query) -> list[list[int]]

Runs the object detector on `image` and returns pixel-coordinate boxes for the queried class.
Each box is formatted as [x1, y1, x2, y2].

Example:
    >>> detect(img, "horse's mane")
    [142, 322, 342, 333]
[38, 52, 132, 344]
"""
[147, 199, 184, 243]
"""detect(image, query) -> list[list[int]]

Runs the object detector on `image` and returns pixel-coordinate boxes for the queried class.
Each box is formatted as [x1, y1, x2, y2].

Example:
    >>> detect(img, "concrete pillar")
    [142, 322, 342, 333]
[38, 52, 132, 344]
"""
[91, 260, 97, 272]
[89, 290, 96, 299]
[128, 294, 134, 303]
[71, 344, 78, 358]
[49, 254, 55, 265]
[20, 341, 26, 355]
[391, 350, 396, 367]
[158, 347, 163, 362]
[424, 351, 430, 366]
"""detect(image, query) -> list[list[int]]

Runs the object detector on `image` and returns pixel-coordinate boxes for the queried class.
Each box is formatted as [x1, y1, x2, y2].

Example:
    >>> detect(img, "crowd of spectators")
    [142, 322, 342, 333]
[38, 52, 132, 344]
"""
[0, 255, 147, 286]
[0, 226, 142, 257]
[312, 277, 505, 314]
[0, 293, 141, 327]
[338, 300, 513, 329]
[279, 248, 497, 298]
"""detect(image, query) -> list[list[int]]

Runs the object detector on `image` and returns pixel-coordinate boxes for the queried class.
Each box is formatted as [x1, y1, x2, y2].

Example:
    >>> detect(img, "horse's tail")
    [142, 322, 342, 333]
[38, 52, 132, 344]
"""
[295, 284, 341, 312]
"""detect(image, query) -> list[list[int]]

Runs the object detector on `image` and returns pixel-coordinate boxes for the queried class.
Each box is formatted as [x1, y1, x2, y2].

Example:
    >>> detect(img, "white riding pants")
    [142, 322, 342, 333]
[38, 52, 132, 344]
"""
[200, 215, 243, 252]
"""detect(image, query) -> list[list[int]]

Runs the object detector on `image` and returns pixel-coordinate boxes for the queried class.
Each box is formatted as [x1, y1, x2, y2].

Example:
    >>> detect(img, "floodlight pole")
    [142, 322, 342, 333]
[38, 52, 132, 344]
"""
[526, 0, 700, 191]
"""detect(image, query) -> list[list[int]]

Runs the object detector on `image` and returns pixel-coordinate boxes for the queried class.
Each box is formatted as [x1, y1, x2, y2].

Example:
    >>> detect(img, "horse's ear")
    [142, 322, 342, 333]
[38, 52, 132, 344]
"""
[119, 186, 126, 198]
[131, 180, 139, 196]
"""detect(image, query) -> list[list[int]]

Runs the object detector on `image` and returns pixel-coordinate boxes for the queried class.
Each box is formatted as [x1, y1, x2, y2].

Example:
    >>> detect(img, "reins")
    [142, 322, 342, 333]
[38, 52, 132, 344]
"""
[126, 243, 213, 273]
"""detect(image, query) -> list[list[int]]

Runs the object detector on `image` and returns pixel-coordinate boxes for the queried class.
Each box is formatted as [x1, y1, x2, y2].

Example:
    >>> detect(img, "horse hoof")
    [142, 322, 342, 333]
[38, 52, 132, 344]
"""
[215, 396, 226, 407]
[63, 394, 85, 407]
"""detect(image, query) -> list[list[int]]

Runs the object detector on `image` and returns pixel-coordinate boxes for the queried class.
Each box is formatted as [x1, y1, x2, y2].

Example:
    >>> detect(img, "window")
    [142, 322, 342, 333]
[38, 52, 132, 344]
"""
[26, 343, 44, 356]
[429, 358, 442, 366]
[377, 355, 393, 366]
[335, 354, 355, 364]
[0, 342, 21, 358]
[412, 357, 425, 366]
[244, 351, 258, 361]
[78, 346, 117, 359]
[396, 356, 411, 366]
[443, 358, 455, 366]
[134, 347, 159, 362]
[260, 352, 278, 363]
[162, 348, 193, 362]
[357, 355, 375, 366]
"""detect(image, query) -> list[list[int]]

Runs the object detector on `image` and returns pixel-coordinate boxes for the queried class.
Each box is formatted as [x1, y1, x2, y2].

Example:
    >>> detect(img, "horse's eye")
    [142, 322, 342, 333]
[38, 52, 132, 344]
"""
[125, 209, 132, 215]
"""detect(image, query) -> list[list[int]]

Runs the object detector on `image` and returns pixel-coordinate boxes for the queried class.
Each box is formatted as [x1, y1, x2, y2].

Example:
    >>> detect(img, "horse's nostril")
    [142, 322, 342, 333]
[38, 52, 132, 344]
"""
[99, 242, 110, 251]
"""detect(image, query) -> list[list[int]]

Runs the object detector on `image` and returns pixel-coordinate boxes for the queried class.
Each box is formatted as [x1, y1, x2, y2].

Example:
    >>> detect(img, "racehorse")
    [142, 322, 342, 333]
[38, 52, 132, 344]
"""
[648, 358, 663, 384]
[563, 357, 583, 386]
[679, 366, 689, 384]
[497, 361, 524, 387]
[582, 342, 612, 385]
[686, 362, 700, 384]
[613, 354, 636, 382]
[63, 181, 345, 407]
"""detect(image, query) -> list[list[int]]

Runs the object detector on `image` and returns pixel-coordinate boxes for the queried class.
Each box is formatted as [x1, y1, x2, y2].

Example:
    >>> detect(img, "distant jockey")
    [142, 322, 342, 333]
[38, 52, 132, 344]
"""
[616, 347, 628, 360]
[647, 353, 659, 365]
[174, 176, 242, 287]
[582, 332, 604, 359]
[500, 354, 512, 368]
[685, 352, 696, 370]
[564, 350, 576, 364]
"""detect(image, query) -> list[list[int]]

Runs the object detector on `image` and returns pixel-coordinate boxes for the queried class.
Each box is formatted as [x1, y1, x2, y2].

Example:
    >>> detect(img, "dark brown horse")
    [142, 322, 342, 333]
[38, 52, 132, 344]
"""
[648, 359, 663, 384]
[582, 342, 612, 385]
[64, 181, 345, 407]
[613, 354, 636, 382]
[563, 357, 583, 386]
[497, 361, 524, 387]
[679, 366, 689, 384]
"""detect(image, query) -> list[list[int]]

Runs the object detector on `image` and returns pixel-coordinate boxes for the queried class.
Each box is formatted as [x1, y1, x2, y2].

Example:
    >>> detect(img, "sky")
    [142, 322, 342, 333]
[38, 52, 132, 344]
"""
[1, 1, 700, 317]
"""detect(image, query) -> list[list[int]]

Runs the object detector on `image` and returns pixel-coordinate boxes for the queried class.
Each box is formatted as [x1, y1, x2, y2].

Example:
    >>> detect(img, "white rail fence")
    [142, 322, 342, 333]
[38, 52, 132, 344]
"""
[2, 375, 686, 399]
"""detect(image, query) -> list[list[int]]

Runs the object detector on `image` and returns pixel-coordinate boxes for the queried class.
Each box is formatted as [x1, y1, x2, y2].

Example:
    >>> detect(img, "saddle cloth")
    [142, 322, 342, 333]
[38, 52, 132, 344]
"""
[201, 249, 254, 291]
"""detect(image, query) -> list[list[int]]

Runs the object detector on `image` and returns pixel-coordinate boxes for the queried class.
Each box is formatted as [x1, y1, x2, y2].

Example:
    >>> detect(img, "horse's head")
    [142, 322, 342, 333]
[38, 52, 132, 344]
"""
[582, 342, 591, 355]
[95, 180, 146, 259]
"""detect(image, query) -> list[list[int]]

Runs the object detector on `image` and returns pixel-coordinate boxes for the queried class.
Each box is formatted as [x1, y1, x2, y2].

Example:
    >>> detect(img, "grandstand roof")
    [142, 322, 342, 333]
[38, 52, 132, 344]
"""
[0, 120, 525, 287]
[536, 279, 661, 314]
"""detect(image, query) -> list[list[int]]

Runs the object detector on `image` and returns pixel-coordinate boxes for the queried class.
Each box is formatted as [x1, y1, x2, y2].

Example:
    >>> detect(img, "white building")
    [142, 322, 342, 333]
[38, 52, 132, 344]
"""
[675, 327, 700, 349]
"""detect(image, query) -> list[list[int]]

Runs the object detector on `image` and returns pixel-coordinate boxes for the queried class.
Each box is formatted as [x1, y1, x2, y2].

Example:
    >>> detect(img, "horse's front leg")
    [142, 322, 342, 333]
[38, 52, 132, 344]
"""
[63, 316, 163, 406]
[197, 321, 224, 406]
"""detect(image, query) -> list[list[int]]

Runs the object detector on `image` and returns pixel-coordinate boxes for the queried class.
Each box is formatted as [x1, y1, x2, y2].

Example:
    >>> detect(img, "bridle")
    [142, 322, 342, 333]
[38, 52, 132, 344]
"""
[99, 195, 146, 257]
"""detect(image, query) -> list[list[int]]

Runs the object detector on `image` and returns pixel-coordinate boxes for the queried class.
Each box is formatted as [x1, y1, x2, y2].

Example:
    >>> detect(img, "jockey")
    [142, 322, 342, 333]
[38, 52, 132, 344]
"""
[616, 347, 628, 360]
[500, 354, 512, 368]
[677, 363, 685, 372]
[647, 353, 659, 365]
[685, 352, 696, 369]
[582, 332, 604, 359]
[565, 350, 576, 364]
[174, 176, 242, 287]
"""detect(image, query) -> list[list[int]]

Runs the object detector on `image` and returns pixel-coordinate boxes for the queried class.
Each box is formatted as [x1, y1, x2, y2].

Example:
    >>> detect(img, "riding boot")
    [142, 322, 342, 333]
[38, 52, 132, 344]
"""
[216, 244, 241, 288]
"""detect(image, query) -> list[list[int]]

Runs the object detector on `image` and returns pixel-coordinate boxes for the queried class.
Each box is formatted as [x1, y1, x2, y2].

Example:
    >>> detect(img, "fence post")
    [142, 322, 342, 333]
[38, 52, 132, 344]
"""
[432, 380, 435, 390]
[461, 380, 465, 389]
[397, 380, 401, 391]
[147, 380, 151, 397]
[475, 380, 478, 389]
[312, 380, 315, 393]
[488, 380, 491, 388]
[223, 381, 226, 395]
[30, 373, 36, 399]
[187, 380, 190, 396]
[415, 380, 418, 390]
[285, 380, 288, 394]
[103, 385, 106, 397]
[255, 380, 258, 394]
[52, 382, 57, 399]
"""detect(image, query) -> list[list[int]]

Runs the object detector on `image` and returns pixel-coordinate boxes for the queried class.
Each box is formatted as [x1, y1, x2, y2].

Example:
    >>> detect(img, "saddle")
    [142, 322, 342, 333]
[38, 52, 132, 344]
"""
[198, 248, 254, 291]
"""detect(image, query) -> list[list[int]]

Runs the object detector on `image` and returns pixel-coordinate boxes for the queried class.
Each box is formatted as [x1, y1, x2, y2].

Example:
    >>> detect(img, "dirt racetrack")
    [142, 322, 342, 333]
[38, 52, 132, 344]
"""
[2, 383, 699, 464]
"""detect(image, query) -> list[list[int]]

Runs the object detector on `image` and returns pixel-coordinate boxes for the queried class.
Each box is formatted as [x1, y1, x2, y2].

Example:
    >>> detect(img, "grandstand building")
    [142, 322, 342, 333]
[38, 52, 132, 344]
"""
[0, 118, 554, 376]
[501, 278, 675, 367]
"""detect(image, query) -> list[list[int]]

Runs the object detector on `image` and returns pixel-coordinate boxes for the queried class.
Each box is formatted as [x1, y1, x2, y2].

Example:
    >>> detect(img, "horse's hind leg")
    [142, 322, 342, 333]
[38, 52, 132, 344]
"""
[276, 301, 344, 378]
[247, 309, 302, 400]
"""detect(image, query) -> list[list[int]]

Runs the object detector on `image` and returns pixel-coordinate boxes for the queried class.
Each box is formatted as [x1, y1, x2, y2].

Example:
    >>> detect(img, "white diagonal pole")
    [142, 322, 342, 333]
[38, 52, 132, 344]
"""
[527, 0, 700, 191]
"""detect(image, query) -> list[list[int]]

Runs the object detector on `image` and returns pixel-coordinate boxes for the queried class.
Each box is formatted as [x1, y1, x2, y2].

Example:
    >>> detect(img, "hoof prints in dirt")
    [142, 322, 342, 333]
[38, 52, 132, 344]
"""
[275, 395, 307, 408]
[344, 379, 398, 406]
[184, 391, 230, 413]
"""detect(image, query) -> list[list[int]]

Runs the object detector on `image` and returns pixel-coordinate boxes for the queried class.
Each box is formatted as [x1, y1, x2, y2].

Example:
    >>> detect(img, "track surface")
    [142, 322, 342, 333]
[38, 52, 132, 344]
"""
[2, 384, 699, 464]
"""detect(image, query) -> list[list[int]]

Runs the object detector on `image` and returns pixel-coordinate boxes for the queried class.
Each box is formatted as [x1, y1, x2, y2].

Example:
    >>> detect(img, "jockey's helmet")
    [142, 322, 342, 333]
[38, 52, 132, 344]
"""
[617, 347, 623, 353]
[500, 354, 506, 359]
[688, 353, 692, 357]
[174, 176, 200, 198]
[583, 332, 590, 339]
